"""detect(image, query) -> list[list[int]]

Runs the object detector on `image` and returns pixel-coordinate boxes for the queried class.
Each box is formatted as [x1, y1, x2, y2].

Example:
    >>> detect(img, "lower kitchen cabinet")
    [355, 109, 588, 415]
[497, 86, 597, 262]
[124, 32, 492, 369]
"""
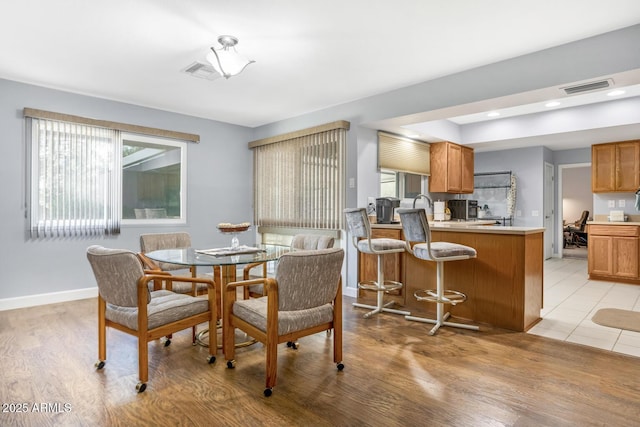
[588, 224, 639, 283]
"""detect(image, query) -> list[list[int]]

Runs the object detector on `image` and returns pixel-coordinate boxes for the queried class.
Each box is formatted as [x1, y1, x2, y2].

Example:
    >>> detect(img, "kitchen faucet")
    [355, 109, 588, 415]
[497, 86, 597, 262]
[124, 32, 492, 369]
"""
[412, 194, 433, 209]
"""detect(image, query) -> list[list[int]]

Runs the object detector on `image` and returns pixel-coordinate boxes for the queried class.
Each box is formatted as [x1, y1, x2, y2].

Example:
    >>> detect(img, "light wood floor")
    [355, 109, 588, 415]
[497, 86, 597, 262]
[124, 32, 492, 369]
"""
[1, 296, 639, 427]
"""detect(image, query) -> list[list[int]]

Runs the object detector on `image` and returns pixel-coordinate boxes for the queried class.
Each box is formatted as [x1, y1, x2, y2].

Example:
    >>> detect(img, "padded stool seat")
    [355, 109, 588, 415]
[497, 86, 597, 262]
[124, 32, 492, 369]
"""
[399, 208, 478, 335]
[344, 208, 410, 318]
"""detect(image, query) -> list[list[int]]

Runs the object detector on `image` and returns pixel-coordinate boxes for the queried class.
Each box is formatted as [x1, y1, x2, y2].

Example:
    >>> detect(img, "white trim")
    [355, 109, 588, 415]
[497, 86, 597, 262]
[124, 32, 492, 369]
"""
[343, 285, 357, 298]
[557, 162, 591, 259]
[0, 287, 98, 311]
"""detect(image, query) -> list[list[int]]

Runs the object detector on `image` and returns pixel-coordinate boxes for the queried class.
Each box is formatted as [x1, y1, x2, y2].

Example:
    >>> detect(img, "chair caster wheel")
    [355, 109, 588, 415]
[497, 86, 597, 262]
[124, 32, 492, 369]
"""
[226, 360, 236, 369]
[95, 360, 105, 370]
[207, 355, 216, 364]
[264, 388, 273, 397]
[164, 339, 171, 347]
[337, 362, 345, 371]
[287, 341, 299, 350]
[136, 382, 147, 393]
[286, 341, 292, 347]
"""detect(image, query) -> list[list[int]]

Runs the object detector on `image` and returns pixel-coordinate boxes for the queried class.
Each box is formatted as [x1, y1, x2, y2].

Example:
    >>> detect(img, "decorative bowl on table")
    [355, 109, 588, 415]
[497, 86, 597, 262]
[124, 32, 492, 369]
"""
[216, 222, 251, 233]
[217, 222, 251, 249]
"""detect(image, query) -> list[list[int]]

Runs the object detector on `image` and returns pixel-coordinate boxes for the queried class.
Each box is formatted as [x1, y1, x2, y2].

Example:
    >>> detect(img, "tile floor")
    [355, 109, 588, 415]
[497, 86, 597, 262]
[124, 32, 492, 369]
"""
[528, 257, 640, 358]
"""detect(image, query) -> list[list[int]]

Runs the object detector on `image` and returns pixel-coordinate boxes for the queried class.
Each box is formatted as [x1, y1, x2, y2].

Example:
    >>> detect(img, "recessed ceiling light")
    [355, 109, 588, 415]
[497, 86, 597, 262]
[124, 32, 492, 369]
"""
[607, 89, 626, 97]
[487, 111, 500, 118]
[405, 133, 419, 138]
[545, 101, 561, 107]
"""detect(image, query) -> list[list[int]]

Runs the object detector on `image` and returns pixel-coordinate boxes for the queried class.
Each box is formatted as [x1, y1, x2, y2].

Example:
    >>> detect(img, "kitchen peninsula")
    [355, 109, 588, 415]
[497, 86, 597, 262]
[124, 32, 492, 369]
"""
[358, 222, 545, 332]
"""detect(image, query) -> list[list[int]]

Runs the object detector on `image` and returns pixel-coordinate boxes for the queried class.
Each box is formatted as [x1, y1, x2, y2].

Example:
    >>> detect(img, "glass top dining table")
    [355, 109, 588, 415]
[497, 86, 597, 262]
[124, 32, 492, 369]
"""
[144, 244, 291, 350]
[144, 243, 291, 268]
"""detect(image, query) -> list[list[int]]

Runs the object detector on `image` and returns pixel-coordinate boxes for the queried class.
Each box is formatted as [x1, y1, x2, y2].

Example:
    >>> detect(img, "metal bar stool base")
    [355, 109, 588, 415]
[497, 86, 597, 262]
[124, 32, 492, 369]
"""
[405, 312, 480, 335]
[352, 301, 411, 318]
[353, 280, 411, 318]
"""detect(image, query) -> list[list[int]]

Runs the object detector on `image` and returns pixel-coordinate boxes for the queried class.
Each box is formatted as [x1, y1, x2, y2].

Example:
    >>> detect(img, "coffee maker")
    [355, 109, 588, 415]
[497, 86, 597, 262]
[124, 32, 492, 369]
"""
[376, 197, 400, 224]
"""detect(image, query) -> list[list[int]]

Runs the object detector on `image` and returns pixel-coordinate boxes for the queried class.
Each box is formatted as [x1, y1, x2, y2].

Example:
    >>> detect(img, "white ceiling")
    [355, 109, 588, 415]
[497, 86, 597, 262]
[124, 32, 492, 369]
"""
[2, 1, 640, 152]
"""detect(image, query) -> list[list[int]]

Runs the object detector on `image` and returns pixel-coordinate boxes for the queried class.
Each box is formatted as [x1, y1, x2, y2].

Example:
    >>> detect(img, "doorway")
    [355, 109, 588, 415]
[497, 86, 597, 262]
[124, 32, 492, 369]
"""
[557, 163, 592, 259]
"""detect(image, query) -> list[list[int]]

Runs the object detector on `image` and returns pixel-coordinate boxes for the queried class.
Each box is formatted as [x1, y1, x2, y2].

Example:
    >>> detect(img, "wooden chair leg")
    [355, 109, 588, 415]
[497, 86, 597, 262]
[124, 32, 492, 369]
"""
[98, 297, 106, 361]
[265, 337, 278, 390]
[139, 335, 148, 384]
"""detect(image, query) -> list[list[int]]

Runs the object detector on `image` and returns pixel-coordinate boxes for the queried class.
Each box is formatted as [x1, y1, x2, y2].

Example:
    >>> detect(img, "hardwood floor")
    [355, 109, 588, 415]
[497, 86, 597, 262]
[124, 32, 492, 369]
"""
[1, 296, 639, 426]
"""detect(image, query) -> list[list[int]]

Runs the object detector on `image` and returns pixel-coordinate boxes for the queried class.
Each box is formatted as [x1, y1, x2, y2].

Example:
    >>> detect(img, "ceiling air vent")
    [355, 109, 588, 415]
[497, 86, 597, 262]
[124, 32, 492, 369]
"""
[561, 79, 613, 95]
[181, 61, 221, 81]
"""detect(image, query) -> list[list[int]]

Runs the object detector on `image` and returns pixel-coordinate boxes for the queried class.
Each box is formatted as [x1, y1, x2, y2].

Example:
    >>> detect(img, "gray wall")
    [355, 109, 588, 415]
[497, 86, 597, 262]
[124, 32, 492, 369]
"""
[0, 79, 253, 302]
[2, 24, 640, 305]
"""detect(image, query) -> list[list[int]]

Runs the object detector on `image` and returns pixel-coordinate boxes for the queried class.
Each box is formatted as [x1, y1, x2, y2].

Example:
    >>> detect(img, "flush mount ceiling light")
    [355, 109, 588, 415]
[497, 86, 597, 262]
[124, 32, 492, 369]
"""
[206, 35, 255, 79]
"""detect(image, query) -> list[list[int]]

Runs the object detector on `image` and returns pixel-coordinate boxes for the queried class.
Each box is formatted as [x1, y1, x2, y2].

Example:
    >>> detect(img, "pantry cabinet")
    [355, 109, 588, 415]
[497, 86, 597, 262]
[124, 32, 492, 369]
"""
[588, 224, 639, 283]
[591, 140, 640, 193]
[429, 141, 474, 194]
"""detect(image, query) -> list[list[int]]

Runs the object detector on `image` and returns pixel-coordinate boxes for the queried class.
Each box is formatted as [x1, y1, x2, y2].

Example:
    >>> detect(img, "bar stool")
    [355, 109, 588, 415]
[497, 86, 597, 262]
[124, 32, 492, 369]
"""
[344, 208, 410, 318]
[398, 208, 479, 335]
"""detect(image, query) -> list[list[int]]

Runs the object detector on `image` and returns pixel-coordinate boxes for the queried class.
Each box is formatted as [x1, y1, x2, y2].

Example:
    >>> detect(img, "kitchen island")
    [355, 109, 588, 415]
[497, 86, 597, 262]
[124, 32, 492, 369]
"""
[358, 222, 545, 332]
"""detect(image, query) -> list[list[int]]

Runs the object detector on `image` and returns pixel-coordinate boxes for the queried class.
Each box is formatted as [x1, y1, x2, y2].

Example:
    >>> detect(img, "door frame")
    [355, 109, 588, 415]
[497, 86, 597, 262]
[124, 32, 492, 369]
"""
[544, 162, 555, 259]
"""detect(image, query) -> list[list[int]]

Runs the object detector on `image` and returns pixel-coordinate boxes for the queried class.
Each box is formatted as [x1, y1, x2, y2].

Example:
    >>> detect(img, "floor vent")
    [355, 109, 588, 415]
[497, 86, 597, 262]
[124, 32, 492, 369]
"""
[562, 79, 613, 95]
[182, 61, 221, 81]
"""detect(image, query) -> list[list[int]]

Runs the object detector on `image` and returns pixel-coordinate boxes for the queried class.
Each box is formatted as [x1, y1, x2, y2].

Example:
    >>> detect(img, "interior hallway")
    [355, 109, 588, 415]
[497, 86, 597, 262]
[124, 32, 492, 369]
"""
[528, 257, 640, 357]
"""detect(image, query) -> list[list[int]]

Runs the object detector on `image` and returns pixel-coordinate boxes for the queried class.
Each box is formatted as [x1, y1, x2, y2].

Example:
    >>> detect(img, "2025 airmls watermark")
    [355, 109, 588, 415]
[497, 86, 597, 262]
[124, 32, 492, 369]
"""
[2, 402, 72, 413]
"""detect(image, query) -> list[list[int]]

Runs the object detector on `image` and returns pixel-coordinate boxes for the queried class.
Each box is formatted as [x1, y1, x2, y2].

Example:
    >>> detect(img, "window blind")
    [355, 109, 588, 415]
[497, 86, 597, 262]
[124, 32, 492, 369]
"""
[28, 117, 122, 237]
[251, 122, 348, 230]
[378, 131, 430, 176]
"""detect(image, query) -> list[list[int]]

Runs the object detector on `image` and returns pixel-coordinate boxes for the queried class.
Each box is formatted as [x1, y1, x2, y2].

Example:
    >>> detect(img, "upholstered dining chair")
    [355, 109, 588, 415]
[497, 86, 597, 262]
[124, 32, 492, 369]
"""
[344, 207, 410, 318]
[86, 245, 217, 393]
[139, 232, 209, 295]
[223, 248, 345, 396]
[242, 234, 335, 299]
[398, 208, 479, 335]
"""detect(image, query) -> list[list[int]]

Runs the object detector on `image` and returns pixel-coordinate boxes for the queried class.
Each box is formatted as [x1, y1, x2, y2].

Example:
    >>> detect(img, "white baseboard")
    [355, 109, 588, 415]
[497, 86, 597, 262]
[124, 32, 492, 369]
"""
[1, 285, 355, 311]
[0, 287, 98, 311]
[343, 286, 357, 298]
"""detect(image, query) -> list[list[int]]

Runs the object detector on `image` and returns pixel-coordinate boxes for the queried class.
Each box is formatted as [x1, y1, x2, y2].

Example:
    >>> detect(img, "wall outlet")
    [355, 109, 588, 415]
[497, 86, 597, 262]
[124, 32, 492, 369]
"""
[532, 210, 539, 217]
[368, 197, 375, 206]
[619, 200, 626, 208]
[608, 200, 616, 208]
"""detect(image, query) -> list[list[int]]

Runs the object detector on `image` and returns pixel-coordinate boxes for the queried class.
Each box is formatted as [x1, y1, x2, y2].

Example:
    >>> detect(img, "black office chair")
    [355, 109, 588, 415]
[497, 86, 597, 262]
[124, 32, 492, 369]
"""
[564, 210, 589, 248]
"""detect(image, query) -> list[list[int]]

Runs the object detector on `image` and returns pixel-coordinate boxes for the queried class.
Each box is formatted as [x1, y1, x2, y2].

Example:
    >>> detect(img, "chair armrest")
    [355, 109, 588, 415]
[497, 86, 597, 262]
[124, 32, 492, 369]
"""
[139, 274, 216, 290]
[226, 277, 267, 290]
[138, 253, 161, 271]
[242, 261, 267, 280]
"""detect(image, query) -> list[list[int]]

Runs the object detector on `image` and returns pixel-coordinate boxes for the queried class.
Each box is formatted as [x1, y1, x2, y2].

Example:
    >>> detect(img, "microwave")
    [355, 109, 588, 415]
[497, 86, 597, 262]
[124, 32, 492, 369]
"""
[448, 199, 478, 221]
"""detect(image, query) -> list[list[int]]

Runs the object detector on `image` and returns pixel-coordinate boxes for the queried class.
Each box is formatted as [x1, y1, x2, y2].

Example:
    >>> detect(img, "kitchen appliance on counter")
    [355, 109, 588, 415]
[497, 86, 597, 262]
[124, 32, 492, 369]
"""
[448, 199, 478, 221]
[433, 200, 446, 221]
[376, 197, 400, 224]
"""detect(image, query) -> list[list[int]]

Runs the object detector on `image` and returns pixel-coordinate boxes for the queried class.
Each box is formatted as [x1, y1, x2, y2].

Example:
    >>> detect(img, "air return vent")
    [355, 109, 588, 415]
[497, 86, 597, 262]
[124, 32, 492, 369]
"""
[561, 79, 613, 95]
[182, 61, 221, 81]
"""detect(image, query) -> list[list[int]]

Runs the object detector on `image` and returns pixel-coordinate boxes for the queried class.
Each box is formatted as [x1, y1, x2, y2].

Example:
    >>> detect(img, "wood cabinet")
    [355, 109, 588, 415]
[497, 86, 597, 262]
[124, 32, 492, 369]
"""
[357, 228, 405, 304]
[429, 141, 474, 194]
[588, 224, 639, 283]
[592, 140, 640, 193]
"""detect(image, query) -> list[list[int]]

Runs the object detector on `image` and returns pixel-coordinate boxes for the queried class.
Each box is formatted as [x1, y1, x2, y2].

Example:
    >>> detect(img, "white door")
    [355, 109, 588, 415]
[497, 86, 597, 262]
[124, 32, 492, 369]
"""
[544, 162, 555, 259]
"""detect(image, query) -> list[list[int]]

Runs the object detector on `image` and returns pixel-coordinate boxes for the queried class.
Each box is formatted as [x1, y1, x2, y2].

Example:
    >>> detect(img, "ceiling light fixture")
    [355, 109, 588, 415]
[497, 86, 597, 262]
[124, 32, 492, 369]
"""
[607, 89, 626, 97]
[545, 101, 561, 107]
[487, 111, 500, 118]
[206, 35, 255, 79]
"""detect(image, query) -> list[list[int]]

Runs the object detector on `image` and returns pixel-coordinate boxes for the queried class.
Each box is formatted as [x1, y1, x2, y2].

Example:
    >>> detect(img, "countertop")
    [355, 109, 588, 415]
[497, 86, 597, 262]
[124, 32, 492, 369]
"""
[372, 221, 544, 235]
[588, 221, 640, 225]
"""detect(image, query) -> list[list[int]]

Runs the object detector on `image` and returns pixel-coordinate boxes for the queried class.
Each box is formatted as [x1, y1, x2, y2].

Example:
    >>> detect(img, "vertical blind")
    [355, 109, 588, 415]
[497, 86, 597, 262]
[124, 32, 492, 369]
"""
[29, 117, 122, 237]
[252, 123, 348, 229]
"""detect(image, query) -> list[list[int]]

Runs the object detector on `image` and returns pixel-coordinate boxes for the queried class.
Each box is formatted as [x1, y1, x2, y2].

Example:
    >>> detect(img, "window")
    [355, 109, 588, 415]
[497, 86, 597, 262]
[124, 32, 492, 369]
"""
[26, 109, 192, 237]
[251, 121, 348, 230]
[121, 133, 186, 224]
[380, 169, 424, 199]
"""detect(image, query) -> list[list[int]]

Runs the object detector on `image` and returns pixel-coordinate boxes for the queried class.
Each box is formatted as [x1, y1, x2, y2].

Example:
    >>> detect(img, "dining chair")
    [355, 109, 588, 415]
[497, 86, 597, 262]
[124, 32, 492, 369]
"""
[398, 208, 479, 335]
[139, 232, 209, 295]
[86, 245, 217, 393]
[223, 248, 345, 396]
[242, 234, 335, 299]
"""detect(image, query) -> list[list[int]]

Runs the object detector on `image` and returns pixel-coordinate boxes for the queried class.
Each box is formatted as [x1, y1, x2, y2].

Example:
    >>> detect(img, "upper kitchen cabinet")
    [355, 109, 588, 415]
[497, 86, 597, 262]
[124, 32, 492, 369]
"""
[429, 141, 474, 193]
[592, 140, 640, 193]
